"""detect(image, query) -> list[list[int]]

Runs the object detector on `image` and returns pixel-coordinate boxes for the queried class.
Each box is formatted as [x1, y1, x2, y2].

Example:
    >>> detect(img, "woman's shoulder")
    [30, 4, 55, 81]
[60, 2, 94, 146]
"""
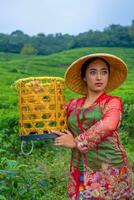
[65, 96, 84, 109]
[65, 98, 77, 109]
[103, 93, 123, 111]
[104, 93, 122, 103]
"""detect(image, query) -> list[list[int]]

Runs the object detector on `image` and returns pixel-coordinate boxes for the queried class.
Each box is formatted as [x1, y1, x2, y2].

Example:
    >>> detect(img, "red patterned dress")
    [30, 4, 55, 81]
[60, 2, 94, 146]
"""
[66, 92, 133, 200]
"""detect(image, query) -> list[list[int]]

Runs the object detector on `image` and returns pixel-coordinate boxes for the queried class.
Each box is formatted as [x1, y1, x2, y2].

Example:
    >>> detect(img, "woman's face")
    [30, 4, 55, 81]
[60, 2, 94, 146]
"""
[84, 59, 109, 92]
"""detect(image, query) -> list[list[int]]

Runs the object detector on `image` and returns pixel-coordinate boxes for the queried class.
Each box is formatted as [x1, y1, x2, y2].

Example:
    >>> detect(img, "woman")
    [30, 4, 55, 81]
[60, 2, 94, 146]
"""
[54, 53, 133, 200]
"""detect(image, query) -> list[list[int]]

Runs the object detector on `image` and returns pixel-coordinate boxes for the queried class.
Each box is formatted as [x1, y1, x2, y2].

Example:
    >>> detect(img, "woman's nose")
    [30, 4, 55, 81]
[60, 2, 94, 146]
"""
[96, 72, 101, 80]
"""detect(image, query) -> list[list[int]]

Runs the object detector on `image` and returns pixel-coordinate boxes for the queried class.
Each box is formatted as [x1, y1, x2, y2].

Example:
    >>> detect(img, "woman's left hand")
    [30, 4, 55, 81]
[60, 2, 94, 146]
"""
[54, 130, 76, 149]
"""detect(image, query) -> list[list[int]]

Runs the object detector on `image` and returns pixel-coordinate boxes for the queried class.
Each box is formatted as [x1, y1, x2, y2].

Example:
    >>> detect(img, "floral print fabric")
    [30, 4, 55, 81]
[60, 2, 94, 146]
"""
[66, 92, 133, 200]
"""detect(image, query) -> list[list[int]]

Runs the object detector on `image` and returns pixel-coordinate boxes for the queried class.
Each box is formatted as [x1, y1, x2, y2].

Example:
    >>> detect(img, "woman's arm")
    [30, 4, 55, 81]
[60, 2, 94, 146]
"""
[74, 97, 123, 153]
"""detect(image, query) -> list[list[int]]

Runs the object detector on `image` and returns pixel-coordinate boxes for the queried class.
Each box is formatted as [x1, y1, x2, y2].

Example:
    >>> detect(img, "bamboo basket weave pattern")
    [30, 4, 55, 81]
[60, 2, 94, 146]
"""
[15, 77, 67, 136]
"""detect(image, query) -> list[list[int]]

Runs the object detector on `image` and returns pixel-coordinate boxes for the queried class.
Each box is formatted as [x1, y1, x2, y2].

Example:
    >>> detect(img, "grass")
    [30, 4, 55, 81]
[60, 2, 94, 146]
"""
[0, 47, 134, 199]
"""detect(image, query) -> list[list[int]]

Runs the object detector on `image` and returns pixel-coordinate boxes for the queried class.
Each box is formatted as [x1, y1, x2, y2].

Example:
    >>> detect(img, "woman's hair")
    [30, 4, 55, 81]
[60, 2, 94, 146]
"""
[81, 57, 110, 79]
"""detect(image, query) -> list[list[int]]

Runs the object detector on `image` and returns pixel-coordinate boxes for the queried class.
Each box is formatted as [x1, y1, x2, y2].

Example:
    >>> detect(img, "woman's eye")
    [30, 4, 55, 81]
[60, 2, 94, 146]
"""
[102, 70, 108, 75]
[90, 71, 96, 75]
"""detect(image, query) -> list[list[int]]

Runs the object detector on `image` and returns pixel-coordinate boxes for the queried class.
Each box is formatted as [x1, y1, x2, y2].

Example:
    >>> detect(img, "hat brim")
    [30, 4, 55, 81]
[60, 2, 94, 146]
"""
[64, 53, 128, 95]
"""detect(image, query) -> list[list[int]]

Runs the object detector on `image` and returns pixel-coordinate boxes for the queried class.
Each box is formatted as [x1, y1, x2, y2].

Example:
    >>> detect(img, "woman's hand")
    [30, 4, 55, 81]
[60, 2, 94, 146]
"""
[54, 130, 76, 149]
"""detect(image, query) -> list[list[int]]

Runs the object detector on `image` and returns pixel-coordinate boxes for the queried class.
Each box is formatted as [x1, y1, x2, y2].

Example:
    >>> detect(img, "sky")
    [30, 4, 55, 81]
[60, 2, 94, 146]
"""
[1, 0, 134, 36]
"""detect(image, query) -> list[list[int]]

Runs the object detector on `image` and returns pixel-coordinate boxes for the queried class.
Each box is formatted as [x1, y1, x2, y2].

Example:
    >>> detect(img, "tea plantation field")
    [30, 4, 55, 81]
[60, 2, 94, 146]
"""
[0, 47, 134, 199]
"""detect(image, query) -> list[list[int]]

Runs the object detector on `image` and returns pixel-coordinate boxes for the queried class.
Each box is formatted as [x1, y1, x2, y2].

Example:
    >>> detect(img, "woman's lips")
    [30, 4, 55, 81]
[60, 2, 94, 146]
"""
[95, 83, 103, 86]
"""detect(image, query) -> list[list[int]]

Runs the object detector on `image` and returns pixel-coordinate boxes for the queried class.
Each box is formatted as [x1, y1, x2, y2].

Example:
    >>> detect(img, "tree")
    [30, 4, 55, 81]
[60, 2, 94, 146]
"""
[128, 20, 134, 46]
[8, 30, 30, 53]
[0, 20, 134, 55]
[0, 33, 9, 51]
[104, 24, 131, 47]
[20, 44, 38, 55]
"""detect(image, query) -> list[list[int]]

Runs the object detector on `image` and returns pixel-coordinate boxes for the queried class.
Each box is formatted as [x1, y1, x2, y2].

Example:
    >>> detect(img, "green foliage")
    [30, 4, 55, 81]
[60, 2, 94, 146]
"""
[0, 47, 134, 198]
[1, 20, 134, 55]
[21, 44, 38, 55]
[0, 157, 68, 199]
[121, 103, 134, 136]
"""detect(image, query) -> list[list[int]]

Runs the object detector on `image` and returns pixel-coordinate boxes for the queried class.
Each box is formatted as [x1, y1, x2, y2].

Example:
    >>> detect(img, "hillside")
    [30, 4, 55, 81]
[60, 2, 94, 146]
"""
[0, 47, 134, 199]
[0, 47, 134, 103]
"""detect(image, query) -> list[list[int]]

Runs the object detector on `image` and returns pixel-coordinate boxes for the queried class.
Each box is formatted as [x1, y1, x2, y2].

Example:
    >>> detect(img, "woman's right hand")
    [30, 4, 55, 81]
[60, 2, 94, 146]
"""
[54, 130, 76, 149]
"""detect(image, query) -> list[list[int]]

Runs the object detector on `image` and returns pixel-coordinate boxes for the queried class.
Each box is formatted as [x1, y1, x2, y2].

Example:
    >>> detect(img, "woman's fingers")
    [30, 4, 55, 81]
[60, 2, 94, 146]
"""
[54, 133, 63, 146]
[54, 138, 63, 146]
[64, 129, 72, 136]
[54, 130, 63, 136]
[53, 130, 74, 148]
[55, 138, 61, 142]
[54, 129, 72, 136]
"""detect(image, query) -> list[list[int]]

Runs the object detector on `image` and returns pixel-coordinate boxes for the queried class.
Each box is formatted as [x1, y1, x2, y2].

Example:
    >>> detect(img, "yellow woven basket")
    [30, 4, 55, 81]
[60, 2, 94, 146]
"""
[15, 77, 67, 139]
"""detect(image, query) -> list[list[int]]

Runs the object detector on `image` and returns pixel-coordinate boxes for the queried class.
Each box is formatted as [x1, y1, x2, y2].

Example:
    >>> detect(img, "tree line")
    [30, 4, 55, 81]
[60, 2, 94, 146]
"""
[0, 20, 134, 55]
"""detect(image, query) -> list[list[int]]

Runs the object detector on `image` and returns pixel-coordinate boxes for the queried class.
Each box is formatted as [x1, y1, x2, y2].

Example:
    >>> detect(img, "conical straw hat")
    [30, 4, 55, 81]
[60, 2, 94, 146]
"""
[64, 53, 128, 95]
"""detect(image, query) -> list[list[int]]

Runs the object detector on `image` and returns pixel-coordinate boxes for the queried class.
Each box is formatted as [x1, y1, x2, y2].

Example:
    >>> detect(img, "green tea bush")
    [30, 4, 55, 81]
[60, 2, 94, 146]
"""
[122, 103, 134, 137]
[0, 48, 134, 198]
[0, 158, 51, 199]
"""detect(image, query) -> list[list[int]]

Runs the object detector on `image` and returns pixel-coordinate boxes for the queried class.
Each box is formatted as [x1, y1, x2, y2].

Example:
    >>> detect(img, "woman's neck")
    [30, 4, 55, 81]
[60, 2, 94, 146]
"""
[86, 90, 104, 104]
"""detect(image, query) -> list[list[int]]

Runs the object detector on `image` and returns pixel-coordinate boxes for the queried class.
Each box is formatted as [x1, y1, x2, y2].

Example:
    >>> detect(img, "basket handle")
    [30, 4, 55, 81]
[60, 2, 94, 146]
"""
[21, 140, 34, 156]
